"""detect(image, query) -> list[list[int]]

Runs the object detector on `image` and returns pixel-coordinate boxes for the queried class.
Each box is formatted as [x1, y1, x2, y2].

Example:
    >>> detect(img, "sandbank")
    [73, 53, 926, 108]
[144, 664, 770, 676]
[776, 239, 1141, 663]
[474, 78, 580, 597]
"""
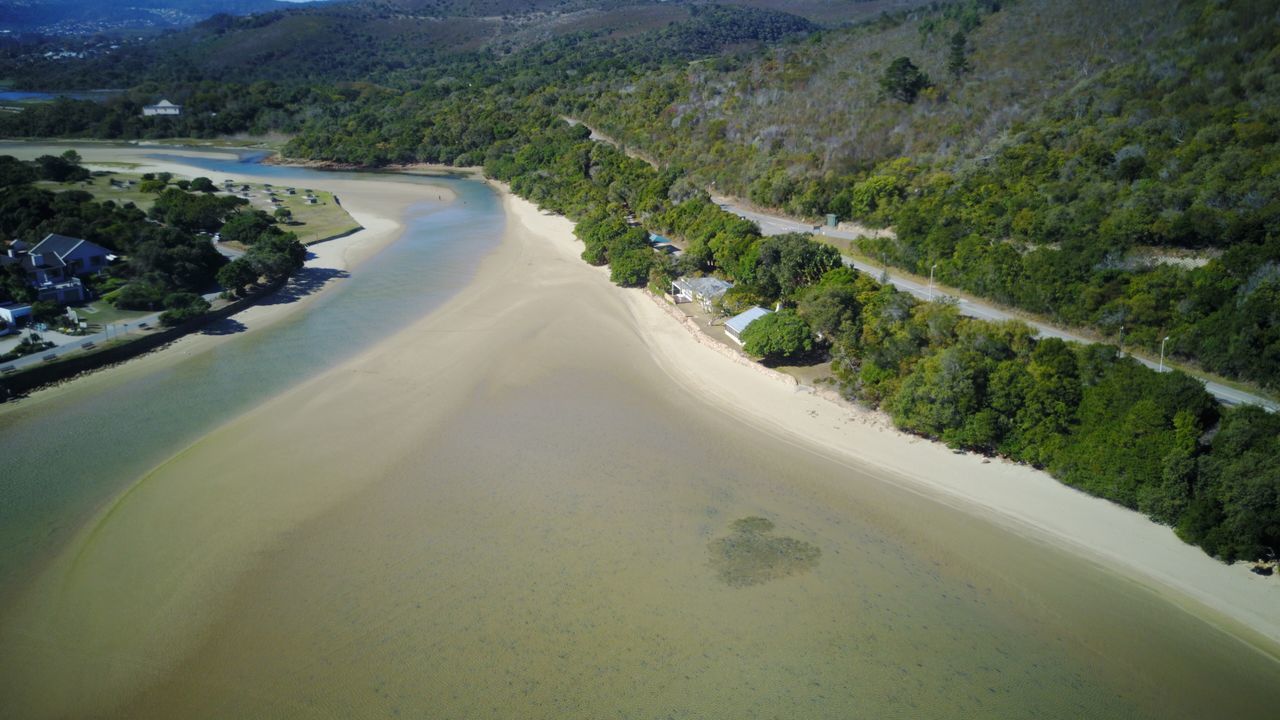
[1, 177, 1277, 718]
[499, 190, 1280, 651]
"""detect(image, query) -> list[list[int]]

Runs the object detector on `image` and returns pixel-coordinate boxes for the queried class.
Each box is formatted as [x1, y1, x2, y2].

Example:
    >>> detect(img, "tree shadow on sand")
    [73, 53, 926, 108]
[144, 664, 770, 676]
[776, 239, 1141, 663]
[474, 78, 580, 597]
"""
[258, 266, 351, 307]
[200, 318, 248, 335]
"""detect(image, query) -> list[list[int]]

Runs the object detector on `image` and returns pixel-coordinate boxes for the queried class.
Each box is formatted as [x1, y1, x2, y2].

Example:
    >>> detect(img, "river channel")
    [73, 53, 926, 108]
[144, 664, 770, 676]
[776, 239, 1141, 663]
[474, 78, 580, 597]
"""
[0, 148, 1278, 719]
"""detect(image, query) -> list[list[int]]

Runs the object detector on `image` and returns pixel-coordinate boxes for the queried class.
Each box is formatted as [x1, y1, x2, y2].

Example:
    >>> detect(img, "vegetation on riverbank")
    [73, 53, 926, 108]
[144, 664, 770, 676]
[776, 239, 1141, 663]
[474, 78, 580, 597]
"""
[479, 112, 1275, 564]
[0, 0, 1274, 561]
[0, 152, 305, 316]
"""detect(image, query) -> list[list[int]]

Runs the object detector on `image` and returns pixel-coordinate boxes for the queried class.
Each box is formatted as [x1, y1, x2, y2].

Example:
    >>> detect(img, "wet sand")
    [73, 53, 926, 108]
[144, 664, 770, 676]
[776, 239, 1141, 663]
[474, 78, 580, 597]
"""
[1, 180, 1278, 718]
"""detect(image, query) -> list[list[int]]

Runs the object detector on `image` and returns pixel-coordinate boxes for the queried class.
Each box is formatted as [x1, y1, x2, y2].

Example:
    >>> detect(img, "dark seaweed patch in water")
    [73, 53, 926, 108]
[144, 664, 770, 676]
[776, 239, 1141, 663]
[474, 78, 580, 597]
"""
[709, 516, 820, 587]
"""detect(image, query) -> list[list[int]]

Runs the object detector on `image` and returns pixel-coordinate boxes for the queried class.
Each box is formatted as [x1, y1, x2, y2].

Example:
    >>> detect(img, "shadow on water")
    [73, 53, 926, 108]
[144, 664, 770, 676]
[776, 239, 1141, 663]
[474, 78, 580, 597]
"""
[258, 267, 351, 307]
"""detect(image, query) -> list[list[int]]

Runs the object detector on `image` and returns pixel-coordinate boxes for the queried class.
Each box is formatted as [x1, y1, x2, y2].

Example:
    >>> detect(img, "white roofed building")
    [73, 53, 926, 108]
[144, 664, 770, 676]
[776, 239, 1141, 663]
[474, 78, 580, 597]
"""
[724, 306, 772, 346]
[142, 99, 182, 117]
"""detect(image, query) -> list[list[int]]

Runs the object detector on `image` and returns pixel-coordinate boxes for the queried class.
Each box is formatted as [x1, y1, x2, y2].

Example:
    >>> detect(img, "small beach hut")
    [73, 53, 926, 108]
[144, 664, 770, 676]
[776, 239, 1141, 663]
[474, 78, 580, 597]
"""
[724, 307, 772, 346]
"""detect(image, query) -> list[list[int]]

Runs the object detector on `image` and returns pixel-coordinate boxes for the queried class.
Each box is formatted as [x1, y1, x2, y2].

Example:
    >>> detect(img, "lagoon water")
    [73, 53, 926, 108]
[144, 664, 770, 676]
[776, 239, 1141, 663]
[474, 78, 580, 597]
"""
[1, 151, 1278, 718]
[0, 151, 501, 590]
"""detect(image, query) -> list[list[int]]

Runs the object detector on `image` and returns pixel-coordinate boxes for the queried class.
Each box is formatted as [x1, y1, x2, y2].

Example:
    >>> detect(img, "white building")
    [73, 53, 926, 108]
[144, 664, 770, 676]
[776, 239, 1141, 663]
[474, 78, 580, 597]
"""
[724, 306, 773, 346]
[670, 276, 732, 312]
[142, 99, 181, 117]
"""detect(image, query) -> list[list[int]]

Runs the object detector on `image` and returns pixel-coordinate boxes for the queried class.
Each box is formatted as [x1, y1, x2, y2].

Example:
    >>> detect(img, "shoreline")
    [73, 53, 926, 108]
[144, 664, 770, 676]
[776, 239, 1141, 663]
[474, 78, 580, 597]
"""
[1, 177, 1276, 717]
[494, 184, 1280, 653]
[0, 147, 450, 409]
[5, 147, 1276, 647]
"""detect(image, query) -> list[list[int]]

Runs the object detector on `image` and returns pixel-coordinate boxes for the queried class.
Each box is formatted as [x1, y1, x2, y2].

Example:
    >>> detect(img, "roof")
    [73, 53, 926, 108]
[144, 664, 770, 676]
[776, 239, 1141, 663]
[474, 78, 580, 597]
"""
[149, 99, 179, 108]
[31, 233, 107, 261]
[8, 239, 30, 252]
[673, 276, 733, 300]
[725, 306, 773, 335]
[32, 233, 85, 258]
[20, 253, 65, 271]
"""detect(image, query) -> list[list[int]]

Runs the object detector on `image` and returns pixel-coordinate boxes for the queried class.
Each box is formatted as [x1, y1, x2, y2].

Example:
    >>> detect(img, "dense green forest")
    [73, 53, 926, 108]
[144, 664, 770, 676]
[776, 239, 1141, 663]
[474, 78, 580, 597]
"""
[0, 0, 1276, 561]
[575, 0, 1280, 390]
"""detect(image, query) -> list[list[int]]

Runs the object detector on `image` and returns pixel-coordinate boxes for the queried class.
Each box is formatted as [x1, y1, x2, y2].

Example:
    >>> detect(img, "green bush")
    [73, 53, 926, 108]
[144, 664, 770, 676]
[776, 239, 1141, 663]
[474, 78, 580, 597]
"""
[159, 292, 211, 327]
[741, 309, 813, 362]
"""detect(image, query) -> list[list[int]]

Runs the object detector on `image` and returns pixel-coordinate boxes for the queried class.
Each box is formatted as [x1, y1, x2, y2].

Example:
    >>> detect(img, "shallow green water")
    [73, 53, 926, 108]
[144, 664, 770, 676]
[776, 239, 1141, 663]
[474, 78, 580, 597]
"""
[114, 365, 1280, 719]
[1, 151, 1278, 719]
[0, 151, 502, 592]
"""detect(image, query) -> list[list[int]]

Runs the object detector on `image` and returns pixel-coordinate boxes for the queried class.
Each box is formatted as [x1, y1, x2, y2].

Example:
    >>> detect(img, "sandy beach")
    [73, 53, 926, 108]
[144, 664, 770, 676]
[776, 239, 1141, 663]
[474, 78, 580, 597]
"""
[514, 190, 1280, 649]
[0, 161, 1277, 718]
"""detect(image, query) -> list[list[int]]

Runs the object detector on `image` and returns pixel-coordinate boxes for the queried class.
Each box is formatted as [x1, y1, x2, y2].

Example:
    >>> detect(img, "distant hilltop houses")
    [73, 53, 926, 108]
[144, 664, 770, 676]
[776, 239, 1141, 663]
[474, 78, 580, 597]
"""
[142, 99, 181, 117]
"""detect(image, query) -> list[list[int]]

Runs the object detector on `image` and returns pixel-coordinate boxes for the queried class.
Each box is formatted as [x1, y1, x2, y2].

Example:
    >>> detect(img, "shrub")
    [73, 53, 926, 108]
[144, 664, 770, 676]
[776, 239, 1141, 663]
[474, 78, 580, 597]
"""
[741, 309, 813, 362]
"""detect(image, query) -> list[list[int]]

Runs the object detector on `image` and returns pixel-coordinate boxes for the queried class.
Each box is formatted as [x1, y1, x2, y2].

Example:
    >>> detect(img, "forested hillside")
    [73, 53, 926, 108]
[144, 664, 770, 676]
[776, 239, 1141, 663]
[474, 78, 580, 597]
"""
[576, 0, 1280, 390]
[2, 0, 1276, 561]
[3, 0, 908, 88]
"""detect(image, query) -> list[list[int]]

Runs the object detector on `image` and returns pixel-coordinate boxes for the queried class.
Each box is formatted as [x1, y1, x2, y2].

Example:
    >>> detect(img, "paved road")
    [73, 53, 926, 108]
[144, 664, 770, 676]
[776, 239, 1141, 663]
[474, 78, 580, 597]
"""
[0, 290, 222, 376]
[565, 116, 1277, 410]
[714, 198, 1279, 412]
[1, 240, 240, 377]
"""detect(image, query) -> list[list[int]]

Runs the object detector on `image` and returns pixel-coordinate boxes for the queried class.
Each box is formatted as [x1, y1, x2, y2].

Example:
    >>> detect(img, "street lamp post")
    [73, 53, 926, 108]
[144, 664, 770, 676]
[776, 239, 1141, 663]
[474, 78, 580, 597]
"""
[929, 263, 938, 301]
[1118, 325, 1124, 357]
[1159, 335, 1170, 372]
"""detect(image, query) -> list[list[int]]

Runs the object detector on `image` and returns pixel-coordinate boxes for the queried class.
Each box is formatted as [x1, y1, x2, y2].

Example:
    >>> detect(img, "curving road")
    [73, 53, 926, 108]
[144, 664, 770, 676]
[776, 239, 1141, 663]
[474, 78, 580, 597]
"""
[715, 198, 1279, 412]
[566, 117, 1276, 411]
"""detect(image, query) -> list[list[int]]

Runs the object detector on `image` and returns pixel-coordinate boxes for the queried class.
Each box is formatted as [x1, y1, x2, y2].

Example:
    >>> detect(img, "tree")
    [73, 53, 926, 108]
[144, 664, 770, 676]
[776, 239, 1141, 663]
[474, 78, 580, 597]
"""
[159, 292, 211, 326]
[189, 176, 216, 193]
[880, 57, 930, 103]
[947, 31, 970, 79]
[217, 258, 259, 297]
[219, 209, 280, 245]
[749, 233, 841, 300]
[741, 309, 813, 362]
[35, 154, 89, 182]
[609, 248, 653, 287]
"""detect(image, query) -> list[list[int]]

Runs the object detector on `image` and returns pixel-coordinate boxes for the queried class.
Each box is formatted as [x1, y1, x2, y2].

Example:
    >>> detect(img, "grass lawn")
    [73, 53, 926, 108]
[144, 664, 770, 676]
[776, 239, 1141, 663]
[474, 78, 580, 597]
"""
[274, 189, 361, 245]
[37, 171, 156, 211]
[72, 300, 151, 329]
[40, 173, 362, 246]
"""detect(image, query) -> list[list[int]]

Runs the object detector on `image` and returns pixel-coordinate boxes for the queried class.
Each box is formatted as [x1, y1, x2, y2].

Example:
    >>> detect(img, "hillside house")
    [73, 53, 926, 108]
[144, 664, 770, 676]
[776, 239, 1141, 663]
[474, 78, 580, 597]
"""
[142, 99, 182, 117]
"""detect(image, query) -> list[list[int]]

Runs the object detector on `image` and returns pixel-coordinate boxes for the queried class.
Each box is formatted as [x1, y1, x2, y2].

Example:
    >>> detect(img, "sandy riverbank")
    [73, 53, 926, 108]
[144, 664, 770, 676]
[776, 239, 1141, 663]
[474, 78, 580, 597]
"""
[504, 189, 1280, 650]
[1, 177, 1277, 718]
[0, 144, 453, 406]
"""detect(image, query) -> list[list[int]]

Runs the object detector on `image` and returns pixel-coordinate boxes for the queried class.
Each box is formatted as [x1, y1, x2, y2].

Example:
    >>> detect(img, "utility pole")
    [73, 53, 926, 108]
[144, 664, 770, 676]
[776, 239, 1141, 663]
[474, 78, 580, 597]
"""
[1159, 335, 1170, 372]
[1118, 325, 1124, 357]
[928, 263, 938, 300]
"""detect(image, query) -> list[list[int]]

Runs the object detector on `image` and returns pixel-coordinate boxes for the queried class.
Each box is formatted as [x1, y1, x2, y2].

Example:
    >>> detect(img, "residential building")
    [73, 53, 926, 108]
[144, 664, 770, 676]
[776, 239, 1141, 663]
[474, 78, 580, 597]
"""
[671, 276, 733, 312]
[724, 306, 773, 345]
[142, 99, 181, 117]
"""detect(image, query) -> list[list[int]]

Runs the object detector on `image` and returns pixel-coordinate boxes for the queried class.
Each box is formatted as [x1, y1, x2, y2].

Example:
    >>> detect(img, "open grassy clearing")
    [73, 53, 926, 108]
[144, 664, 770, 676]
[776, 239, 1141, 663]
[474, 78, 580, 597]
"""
[37, 171, 156, 210]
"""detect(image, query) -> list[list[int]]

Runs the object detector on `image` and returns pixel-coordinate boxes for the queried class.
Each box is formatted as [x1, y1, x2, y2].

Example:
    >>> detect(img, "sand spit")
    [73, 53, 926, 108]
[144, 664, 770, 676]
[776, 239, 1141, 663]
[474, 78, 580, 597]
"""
[499, 190, 1280, 650]
[0, 168, 1275, 717]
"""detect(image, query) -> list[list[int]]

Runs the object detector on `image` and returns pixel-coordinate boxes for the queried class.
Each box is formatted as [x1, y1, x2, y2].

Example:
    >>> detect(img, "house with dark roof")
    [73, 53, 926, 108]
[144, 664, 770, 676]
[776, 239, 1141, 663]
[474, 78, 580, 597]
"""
[0, 234, 112, 303]
[30, 234, 110, 277]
